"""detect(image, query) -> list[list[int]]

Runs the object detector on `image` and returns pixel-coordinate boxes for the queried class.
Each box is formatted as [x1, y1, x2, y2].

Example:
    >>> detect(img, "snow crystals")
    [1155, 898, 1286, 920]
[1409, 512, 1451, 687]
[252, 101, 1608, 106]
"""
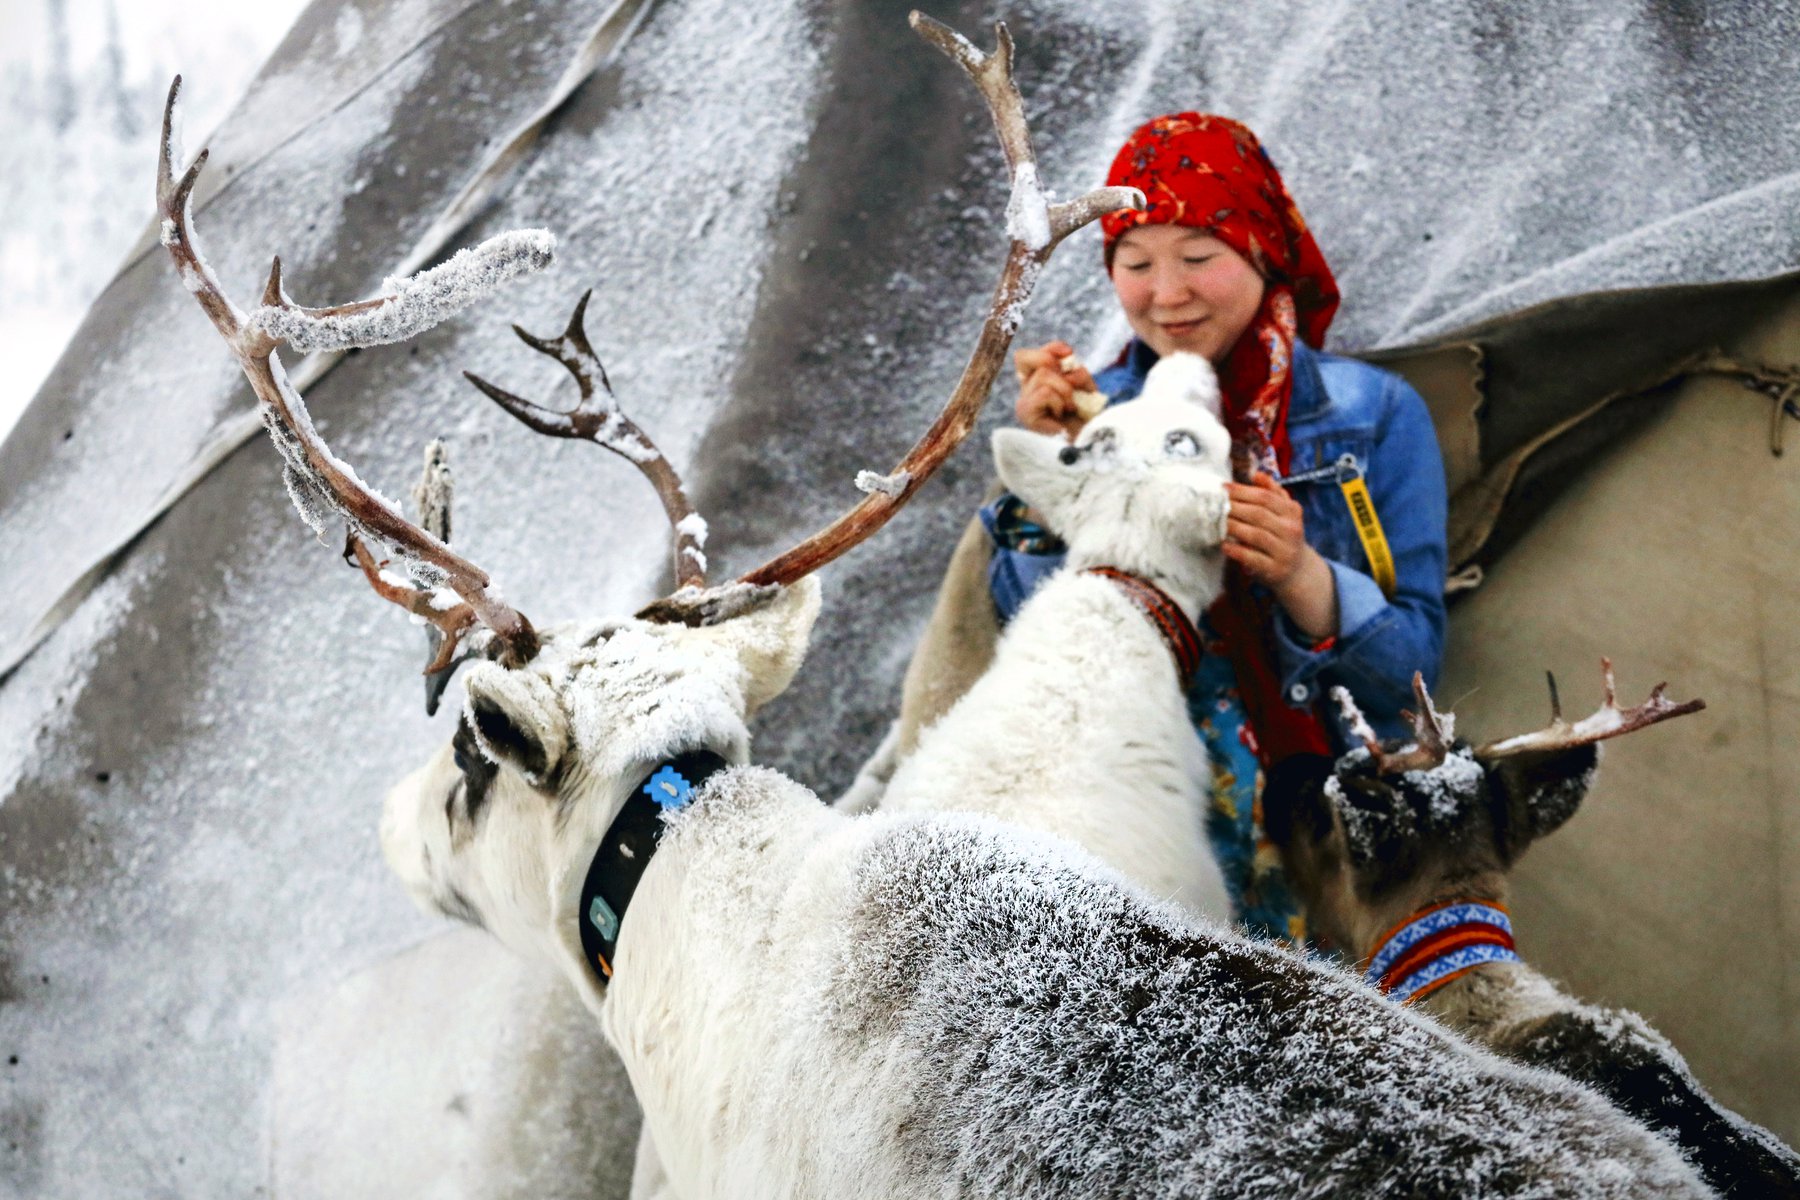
[854, 468, 911, 497]
[1004, 161, 1052, 252]
[249, 229, 557, 353]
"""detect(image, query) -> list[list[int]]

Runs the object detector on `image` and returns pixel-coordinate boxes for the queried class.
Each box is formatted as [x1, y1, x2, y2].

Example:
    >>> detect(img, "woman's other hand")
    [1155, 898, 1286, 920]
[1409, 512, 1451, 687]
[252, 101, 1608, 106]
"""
[1224, 472, 1339, 640]
[1014, 340, 1098, 437]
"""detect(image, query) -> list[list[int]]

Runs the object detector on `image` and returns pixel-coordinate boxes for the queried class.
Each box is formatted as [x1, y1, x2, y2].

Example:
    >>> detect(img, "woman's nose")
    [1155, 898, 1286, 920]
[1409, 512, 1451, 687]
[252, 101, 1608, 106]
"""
[1150, 264, 1193, 307]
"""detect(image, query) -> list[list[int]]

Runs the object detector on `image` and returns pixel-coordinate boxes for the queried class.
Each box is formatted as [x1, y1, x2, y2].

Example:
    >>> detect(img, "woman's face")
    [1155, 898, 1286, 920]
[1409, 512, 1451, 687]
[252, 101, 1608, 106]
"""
[1109, 225, 1266, 363]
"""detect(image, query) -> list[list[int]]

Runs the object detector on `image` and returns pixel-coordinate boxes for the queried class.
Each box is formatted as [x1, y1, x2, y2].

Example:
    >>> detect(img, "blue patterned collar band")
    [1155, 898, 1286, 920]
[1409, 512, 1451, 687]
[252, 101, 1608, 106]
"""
[1364, 899, 1519, 1005]
[578, 749, 730, 983]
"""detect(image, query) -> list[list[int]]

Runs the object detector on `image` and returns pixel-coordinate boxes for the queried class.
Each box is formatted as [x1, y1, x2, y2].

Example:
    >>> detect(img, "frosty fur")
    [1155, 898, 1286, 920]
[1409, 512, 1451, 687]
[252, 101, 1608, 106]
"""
[877, 352, 1234, 921]
[1263, 737, 1800, 1197]
[380, 573, 1710, 1198]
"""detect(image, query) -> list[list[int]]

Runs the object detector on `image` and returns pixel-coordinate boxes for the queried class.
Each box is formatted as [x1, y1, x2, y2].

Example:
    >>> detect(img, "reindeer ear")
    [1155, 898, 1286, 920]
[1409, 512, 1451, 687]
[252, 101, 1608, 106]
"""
[1485, 743, 1600, 864]
[460, 664, 570, 787]
[992, 427, 1078, 530]
[704, 576, 823, 718]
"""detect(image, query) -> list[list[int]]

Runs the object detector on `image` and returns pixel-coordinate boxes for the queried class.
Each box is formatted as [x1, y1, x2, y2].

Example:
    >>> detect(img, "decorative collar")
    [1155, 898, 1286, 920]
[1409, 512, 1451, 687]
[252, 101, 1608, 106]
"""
[578, 749, 730, 983]
[1364, 898, 1518, 1005]
[1081, 567, 1203, 680]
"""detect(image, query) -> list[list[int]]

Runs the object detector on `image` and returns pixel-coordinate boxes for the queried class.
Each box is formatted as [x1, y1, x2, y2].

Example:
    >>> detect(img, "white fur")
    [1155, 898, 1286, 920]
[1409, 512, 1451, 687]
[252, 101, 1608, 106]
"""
[880, 352, 1234, 920]
[377, 570, 1705, 1198]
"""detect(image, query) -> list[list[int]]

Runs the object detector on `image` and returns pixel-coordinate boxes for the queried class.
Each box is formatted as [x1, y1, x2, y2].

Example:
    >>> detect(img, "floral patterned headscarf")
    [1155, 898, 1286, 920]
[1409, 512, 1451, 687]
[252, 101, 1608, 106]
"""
[1101, 113, 1340, 476]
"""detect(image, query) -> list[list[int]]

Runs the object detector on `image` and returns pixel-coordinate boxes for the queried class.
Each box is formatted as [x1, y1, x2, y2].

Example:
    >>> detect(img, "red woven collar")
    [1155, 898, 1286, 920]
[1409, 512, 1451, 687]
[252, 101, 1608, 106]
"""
[1081, 567, 1203, 680]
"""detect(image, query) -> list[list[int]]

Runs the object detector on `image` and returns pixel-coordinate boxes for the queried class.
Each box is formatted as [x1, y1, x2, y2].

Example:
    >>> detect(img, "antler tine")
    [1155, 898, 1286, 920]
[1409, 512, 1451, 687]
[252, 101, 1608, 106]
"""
[464, 289, 707, 591]
[1377, 672, 1454, 775]
[1331, 686, 1385, 761]
[1476, 657, 1706, 760]
[158, 78, 551, 670]
[695, 14, 1143, 611]
[1336, 674, 1454, 776]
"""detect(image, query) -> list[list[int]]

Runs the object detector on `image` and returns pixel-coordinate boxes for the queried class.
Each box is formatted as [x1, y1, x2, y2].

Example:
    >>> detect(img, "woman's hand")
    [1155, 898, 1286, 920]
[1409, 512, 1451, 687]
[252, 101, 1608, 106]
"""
[1014, 339, 1098, 437]
[1224, 472, 1339, 640]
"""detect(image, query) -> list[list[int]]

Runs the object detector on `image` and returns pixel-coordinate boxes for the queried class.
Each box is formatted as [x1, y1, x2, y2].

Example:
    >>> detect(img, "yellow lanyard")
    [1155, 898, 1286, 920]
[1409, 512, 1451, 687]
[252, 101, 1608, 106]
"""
[1279, 454, 1397, 600]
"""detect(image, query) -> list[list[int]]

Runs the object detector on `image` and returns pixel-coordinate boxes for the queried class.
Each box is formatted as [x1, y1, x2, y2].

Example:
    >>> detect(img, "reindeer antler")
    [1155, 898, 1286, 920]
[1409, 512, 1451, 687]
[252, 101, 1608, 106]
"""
[1475, 658, 1705, 760]
[725, 14, 1142, 595]
[158, 77, 552, 671]
[556, 14, 1140, 624]
[463, 291, 707, 591]
[1332, 673, 1454, 775]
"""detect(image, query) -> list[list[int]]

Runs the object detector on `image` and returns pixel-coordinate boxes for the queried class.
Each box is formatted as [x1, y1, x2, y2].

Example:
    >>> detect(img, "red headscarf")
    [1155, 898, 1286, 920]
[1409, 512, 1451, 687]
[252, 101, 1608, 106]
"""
[1102, 113, 1340, 764]
[1101, 112, 1339, 473]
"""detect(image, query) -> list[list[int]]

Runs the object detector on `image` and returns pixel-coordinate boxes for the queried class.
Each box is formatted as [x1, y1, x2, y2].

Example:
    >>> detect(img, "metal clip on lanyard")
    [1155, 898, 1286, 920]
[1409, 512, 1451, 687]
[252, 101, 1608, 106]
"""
[1277, 453, 1397, 599]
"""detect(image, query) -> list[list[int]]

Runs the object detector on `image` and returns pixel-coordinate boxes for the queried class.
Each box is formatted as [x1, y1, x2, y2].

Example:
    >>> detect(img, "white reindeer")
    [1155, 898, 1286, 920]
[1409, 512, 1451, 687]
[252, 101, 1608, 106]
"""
[878, 351, 1234, 920]
[1263, 669, 1800, 1198]
[159, 19, 1715, 1199]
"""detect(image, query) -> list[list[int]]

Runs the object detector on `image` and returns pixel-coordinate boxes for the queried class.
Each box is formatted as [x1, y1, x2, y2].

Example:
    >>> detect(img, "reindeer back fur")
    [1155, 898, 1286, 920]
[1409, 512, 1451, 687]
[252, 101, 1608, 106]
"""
[606, 769, 1707, 1198]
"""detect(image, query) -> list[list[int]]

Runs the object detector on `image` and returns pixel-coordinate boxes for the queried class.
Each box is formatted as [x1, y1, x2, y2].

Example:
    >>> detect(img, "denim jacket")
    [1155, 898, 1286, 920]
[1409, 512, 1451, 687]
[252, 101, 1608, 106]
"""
[982, 338, 1448, 745]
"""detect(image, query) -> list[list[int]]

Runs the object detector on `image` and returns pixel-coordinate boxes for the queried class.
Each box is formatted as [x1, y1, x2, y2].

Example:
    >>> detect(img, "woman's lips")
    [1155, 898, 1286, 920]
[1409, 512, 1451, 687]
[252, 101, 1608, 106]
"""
[1159, 318, 1205, 336]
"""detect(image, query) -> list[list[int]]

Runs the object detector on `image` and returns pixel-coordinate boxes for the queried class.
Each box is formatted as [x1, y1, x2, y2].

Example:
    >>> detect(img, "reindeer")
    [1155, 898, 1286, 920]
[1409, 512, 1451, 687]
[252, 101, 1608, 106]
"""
[1262, 668, 1800, 1198]
[876, 351, 1235, 921]
[159, 14, 1716, 1197]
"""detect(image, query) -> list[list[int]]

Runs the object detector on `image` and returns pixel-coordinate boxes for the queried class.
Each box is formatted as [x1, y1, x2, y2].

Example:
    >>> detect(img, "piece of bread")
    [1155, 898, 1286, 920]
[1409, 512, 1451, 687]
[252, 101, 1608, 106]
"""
[1061, 353, 1108, 419]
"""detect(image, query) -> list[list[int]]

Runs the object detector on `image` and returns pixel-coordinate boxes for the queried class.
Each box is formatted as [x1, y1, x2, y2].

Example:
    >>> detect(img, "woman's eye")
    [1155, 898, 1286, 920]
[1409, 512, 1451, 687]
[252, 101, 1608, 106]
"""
[1165, 430, 1202, 458]
[1183, 256, 1214, 266]
[1120, 261, 1150, 273]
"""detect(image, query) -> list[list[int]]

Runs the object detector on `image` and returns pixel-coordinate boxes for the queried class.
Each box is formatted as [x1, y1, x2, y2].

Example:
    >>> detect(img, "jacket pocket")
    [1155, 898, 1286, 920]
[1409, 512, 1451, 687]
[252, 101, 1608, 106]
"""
[1284, 432, 1375, 573]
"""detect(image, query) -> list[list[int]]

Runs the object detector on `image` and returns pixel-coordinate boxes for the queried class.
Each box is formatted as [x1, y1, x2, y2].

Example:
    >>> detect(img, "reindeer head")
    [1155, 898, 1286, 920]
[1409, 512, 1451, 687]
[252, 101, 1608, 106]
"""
[992, 352, 1232, 606]
[157, 16, 1145, 1000]
[379, 580, 819, 986]
[1263, 666, 1703, 957]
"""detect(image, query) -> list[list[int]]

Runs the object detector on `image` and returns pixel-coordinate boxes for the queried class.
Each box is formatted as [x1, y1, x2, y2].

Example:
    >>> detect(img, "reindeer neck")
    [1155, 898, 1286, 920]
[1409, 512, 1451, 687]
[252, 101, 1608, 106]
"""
[1076, 567, 1205, 679]
[1358, 887, 1521, 1007]
[1412, 957, 1571, 1043]
[577, 749, 732, 984]
[1065, 551, 1214, 623]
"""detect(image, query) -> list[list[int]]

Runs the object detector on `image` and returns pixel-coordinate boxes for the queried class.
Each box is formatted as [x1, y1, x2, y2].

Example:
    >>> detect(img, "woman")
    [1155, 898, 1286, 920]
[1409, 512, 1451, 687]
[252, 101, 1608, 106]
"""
[987, 113, 1448, 940]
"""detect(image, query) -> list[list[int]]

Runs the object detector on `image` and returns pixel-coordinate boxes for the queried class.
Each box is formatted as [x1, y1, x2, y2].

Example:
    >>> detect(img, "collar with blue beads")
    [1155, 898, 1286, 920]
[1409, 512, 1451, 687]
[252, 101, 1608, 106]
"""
[577, 749, 730, 983]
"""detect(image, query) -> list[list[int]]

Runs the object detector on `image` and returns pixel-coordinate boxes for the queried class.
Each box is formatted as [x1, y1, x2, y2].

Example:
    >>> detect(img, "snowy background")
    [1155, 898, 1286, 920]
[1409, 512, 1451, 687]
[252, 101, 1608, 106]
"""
[2, 0, 1797, 1196]
[0, 0, 311, 444]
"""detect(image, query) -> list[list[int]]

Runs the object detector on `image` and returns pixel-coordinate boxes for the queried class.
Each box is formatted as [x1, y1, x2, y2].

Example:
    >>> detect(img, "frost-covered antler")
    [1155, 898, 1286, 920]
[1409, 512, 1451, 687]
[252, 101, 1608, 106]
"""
[626, 12, 1143, 623]
[1475, 659, 1705, 760]
[463, 290, 706, 590]
[157, 76, 553, 672]
[1333, 673, 1454, 775]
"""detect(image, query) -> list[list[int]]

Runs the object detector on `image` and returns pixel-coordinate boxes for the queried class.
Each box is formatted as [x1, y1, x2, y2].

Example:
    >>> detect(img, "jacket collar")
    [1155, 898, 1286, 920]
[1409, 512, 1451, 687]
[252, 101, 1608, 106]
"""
[1286, 340, 1330, 422]
[1116, 338, 1330, 422]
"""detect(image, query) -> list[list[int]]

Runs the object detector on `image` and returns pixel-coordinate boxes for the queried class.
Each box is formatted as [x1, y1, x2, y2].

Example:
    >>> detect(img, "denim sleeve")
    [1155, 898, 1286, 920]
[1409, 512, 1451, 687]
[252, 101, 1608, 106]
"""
[1271, 374, 1448, 736]
[979, 496, 1068, 626]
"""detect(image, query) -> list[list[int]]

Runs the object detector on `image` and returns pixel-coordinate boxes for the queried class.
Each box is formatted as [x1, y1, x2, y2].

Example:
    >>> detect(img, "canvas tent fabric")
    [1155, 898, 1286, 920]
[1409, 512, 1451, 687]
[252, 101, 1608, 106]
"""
[1, 0, 1797, 1194]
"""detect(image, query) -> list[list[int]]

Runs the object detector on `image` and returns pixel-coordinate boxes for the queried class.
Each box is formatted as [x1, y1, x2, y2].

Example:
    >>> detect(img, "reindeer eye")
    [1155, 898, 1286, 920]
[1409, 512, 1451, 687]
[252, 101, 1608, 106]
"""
[1165, 430, 1201, 458]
